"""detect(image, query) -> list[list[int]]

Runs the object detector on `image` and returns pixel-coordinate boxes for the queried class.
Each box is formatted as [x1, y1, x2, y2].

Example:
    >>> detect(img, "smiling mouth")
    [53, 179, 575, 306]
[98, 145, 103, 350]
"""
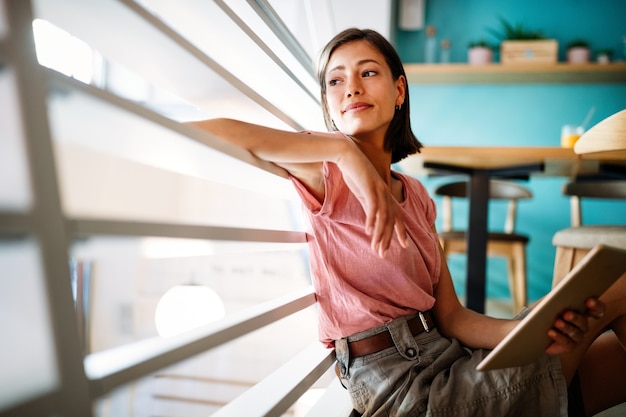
[343, 102, 371, 113]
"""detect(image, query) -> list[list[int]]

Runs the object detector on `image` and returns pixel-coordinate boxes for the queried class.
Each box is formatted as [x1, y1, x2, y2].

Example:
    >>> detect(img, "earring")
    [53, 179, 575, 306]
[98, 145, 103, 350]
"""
[396, 104, 402, 111]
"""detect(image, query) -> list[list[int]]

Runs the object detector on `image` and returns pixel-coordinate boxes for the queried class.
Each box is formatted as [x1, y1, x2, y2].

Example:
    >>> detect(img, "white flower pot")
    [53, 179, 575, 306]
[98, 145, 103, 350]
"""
[567, 47, 590, 64]
[468, 47, 492, 65]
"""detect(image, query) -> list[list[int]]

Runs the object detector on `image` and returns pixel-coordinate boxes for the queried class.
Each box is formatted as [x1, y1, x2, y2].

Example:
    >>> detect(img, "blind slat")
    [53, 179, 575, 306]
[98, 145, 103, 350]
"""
[85, 287, 316, 396]
[211, 342, 335, 417]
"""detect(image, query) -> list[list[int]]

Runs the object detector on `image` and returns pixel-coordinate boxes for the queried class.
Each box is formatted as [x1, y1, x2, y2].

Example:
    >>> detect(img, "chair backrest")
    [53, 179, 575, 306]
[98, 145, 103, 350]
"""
[574, 108, 626, 154]
[434, 180, 533, 233]
[563, 180, 626, 226]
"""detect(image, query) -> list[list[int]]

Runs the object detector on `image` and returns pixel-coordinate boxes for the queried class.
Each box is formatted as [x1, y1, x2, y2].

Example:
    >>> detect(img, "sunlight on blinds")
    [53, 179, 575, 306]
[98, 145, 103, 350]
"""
[33, 18, 98, 84]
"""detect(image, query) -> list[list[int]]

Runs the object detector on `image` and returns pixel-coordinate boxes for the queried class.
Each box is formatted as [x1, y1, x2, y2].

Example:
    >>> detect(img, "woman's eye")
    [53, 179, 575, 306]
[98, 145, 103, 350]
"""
[328, 79, 340, 87]
[362, 70, 377, 77]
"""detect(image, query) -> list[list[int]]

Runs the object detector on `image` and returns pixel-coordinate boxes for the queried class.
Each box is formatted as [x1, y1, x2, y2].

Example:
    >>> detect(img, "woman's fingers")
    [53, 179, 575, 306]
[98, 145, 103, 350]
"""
[554, 314, 586, 342]
[545, 298, 606, 354]
[546, 316, 582, 354]
[339, 152, 407, 257]
[394, 219, 409, 249]
[585, 297, 606, 319]
[367, 192, 406, 258]
[370, 199, 393, 257]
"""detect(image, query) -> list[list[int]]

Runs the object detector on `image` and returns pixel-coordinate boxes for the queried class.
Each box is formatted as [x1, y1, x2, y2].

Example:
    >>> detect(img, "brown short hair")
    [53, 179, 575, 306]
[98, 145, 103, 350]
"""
[317, 28, 422, 163]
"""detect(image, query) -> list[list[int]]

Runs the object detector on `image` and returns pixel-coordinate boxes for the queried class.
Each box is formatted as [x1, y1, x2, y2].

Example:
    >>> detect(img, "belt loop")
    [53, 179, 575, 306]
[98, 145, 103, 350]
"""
[334, 338, 350, 378]
[419, 311, 431, 333]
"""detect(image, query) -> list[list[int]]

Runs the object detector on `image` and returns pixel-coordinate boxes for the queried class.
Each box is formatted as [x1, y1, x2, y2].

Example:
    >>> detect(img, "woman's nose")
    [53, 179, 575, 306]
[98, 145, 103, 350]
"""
[346, 78, 362, 97]
[347, 81, 363, 97]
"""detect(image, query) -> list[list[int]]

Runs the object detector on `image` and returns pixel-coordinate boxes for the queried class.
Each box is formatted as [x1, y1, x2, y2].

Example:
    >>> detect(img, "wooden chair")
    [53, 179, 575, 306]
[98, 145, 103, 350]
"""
[552, 180, 626, 285]
[435, 180, 533, 313]
[552, 108, 626, 286]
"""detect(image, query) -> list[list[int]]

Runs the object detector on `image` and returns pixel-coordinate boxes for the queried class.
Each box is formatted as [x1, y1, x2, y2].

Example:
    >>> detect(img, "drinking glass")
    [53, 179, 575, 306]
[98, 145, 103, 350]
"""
[561, 125, 584, 148]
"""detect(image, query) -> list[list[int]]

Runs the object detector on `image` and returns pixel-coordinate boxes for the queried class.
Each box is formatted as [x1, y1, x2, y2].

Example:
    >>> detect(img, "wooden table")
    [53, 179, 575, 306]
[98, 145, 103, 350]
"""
[397, 146, 626, 313]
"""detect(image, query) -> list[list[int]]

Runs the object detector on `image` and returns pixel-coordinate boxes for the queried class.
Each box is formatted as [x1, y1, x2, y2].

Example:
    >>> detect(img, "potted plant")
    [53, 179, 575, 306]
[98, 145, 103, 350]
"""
[488, 17, 557, 64]
[566, 39, 590, 64]
[596, 48, 613, 64]
[468, 40, 493, 65]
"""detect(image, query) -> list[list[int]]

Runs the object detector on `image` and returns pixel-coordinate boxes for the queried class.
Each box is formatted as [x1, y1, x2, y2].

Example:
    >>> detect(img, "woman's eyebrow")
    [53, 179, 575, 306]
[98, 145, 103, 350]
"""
[328, 58, 381, 74]
[357, 58, 381, 67]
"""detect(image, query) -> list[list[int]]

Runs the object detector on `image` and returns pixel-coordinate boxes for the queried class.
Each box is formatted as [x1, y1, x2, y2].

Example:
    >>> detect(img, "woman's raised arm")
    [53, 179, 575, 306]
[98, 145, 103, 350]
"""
[189, 118, 407, 256]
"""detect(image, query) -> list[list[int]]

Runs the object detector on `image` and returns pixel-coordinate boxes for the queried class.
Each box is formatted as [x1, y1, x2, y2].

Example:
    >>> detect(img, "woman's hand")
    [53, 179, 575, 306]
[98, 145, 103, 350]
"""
[545, 297, 606, 354]
[336, 141, 408, 257]
[357, 173, 408, 257]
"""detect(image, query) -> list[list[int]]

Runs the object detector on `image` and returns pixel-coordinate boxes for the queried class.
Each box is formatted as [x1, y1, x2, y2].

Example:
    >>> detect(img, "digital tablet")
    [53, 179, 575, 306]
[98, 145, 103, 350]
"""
[477, 244, 626, 371]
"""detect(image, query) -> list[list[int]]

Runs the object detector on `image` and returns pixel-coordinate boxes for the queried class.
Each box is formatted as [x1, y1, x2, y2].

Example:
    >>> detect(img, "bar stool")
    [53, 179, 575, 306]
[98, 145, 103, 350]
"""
[435, 180, 532, 313]
[552, 180, 626, 285]
[552, 108, 626, 286]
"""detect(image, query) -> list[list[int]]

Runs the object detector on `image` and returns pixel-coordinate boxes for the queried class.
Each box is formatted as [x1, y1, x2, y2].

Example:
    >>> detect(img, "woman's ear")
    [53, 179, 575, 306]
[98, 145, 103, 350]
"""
[395, 75, 407, 107]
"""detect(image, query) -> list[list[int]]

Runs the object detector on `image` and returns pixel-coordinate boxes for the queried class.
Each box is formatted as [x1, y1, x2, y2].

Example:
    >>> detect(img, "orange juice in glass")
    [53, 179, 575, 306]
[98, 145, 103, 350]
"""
[561, 125, 584, 148]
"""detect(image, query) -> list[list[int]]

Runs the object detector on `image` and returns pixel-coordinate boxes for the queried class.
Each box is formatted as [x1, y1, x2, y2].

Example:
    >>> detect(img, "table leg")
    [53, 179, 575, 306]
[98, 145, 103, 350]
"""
[466, 172, 489, 313]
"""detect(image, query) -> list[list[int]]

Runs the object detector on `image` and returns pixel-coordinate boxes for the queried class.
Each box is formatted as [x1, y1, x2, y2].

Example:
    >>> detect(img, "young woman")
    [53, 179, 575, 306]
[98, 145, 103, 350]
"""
[191, 28, 626, 417]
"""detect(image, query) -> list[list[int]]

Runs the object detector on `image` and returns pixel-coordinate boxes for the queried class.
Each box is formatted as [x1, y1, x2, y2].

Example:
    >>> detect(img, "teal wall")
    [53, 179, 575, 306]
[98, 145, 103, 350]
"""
[393, 1, 626, 303]
[396, 0, 626, 64]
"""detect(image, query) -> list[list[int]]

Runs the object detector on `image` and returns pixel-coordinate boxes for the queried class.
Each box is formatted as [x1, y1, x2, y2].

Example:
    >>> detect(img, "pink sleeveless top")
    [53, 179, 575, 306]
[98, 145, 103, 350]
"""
[290, 146, 441, 347]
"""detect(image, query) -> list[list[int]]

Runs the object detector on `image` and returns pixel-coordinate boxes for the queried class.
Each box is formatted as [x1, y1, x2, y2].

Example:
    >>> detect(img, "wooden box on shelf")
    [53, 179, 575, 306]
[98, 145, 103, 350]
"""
[501, 40, 558, 64]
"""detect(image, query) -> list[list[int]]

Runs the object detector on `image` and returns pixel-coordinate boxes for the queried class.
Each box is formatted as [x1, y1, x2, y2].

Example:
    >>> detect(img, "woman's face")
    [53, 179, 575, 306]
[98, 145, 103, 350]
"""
[323, 40, 405, 140]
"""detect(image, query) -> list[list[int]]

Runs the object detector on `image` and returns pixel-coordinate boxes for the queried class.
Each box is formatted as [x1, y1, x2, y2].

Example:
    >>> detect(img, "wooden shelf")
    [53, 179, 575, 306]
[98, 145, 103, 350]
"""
[404, 62, 626, 84]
